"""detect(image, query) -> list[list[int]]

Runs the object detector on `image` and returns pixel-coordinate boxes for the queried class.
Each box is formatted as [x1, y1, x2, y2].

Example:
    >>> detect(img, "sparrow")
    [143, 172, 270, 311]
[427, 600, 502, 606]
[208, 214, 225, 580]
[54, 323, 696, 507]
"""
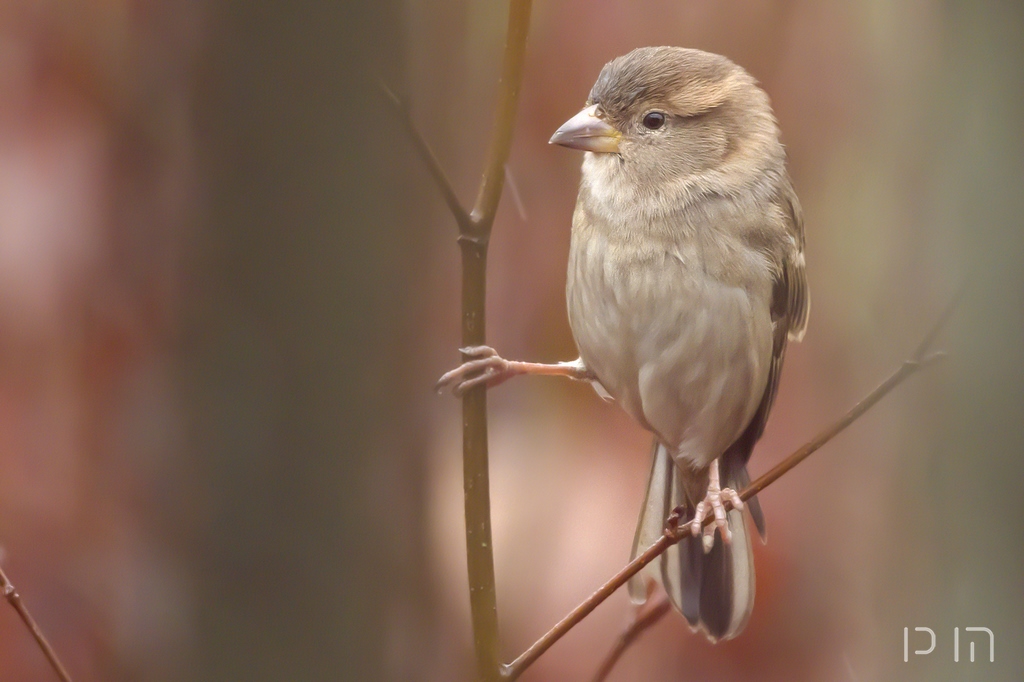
[437, 46, 808, 642]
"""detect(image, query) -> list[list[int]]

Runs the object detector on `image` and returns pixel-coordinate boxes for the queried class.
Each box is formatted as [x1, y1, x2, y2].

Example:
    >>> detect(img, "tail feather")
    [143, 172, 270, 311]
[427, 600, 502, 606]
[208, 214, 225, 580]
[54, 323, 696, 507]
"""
[629, 441, 758, 642]
[628, 440, 673, 604]
[730, 463, 766, 541]
[666, 515, 704, 626]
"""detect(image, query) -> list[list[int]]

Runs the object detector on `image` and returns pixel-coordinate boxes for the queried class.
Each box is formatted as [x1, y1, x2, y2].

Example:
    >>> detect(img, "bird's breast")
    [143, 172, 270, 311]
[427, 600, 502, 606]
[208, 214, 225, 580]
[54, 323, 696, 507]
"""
[566, 226, 773, 468]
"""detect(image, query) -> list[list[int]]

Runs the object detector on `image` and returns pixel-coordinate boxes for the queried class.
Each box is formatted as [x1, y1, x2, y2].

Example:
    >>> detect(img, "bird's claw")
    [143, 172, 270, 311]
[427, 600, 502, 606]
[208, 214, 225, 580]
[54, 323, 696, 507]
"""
[689, 484, 744, 550]
[435, 346, 516, 397]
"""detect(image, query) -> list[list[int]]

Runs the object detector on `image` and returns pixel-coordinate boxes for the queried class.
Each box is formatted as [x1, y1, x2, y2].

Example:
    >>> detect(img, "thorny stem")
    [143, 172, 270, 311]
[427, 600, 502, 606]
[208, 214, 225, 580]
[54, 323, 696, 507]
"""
[502, 299, 955, 681]
[0, 565, 72, 681]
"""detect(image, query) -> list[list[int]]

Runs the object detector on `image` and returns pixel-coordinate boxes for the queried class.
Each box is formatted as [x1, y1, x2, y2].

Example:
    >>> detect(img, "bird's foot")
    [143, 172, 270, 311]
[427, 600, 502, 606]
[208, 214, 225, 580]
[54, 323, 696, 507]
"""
[437, 349, 592, 397]
[688, 463, 743, 550]
[435, 346, 517, 396]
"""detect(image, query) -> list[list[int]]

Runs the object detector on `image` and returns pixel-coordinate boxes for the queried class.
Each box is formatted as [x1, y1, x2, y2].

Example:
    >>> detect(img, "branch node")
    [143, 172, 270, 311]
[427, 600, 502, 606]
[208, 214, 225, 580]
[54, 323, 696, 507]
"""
[592, 594, 672, 682]
[458, 232, 490, 248]
[379, 80, 473, 231]
[918, 350, 947, 366]
[664, 509, 684, 539]
[0, 565, 73, 681]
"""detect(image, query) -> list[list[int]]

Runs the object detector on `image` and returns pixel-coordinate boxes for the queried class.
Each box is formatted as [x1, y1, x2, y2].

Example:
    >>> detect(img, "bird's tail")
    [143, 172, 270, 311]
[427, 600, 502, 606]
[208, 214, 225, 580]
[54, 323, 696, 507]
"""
[628, 441, 755, 642]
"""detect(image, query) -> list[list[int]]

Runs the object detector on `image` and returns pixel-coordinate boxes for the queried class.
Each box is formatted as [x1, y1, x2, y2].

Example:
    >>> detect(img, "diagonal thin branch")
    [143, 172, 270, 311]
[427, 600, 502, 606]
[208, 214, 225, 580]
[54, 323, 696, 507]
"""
[0, 564, 73, 681]
[379, 82, 473, 233]
[587, 297, 955, 681]
[591, 593, 671, 682]
[735, 354, 944, 503]
[380, 81, 532, 231]
[913, 283, 964, 360]
[502, 297, 956, 681]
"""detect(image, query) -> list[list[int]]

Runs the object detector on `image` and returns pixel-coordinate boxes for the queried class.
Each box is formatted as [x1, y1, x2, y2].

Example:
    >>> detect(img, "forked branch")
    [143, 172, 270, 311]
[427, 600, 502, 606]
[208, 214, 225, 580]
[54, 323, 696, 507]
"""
[378, 83, 472, 233]
[385, 2, 534, 681]
[391, 3, 956, 678]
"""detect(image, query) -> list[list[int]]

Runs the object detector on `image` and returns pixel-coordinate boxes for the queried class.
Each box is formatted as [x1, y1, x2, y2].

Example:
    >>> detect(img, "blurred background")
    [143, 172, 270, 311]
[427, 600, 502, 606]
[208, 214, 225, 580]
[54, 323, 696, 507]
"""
[0, 1, 1021, 680]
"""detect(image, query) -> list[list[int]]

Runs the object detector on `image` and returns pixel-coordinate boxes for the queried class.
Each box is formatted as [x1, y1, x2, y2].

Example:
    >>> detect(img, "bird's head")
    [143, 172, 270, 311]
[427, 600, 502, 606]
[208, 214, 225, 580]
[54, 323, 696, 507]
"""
[551, 47, 781, 195]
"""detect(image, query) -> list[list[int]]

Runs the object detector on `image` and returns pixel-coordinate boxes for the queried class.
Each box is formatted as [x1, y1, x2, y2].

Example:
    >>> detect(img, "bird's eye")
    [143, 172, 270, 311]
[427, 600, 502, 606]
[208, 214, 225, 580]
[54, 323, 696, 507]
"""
[642, 111, 666, 130]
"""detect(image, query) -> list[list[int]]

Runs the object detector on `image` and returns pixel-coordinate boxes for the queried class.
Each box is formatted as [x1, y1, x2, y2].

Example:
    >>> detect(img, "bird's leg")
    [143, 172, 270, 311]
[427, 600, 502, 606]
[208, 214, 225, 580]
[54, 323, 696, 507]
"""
[689, 459, 744, 548]
[435, 346, 593, 397]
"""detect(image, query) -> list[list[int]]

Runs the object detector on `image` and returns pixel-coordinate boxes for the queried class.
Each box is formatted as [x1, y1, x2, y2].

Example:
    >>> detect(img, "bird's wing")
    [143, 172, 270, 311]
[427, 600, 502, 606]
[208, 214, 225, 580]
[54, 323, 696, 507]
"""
[782, 183, 810, 342]
[720, 181, 809, 540]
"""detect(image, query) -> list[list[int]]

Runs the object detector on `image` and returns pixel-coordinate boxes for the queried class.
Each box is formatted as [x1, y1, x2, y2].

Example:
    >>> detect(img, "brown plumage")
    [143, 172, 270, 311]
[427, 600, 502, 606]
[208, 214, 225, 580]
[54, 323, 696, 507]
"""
[437, 46, 809, 642]
[559, 46, 808, 641]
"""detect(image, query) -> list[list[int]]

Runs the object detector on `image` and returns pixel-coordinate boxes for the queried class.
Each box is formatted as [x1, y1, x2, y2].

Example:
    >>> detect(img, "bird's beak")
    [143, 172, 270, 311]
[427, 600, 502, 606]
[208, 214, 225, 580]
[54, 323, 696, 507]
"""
[549, 104, 621, 153]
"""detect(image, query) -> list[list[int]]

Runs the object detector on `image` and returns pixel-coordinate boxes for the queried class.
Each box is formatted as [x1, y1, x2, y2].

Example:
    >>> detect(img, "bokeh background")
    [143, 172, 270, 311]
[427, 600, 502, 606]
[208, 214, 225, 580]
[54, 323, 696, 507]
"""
[0, 1, 1021, 680]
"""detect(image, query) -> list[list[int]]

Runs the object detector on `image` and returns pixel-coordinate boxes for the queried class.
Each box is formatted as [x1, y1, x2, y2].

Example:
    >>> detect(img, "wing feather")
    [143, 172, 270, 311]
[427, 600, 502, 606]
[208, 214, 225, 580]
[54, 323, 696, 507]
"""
[720, 179, 809, 540]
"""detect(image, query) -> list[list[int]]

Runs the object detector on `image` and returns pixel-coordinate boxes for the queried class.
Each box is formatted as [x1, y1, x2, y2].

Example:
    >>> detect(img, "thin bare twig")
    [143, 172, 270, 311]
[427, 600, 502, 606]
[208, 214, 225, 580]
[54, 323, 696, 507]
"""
[586, 268, 970, 682]
[378, 82, 473, 233]
[502, 298, 955, 680]
[468, 2, 532, 231]
[457, 5, 532, 682]
[592, 594, 671, 682]
[396, 1, 956, 677]
[389, 2, 533, 680]
[0, 565, 72, 681]
[503, 164, 528, 222]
